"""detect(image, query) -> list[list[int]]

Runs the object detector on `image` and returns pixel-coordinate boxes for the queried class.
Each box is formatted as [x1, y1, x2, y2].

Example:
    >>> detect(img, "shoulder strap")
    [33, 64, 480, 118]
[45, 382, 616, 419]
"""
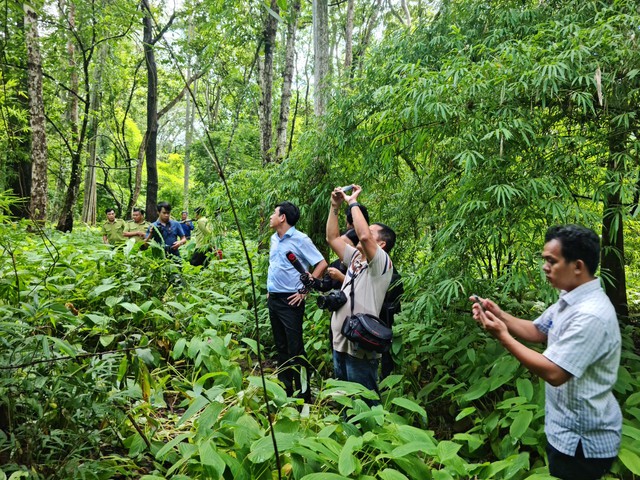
[344, 262, 368, 317]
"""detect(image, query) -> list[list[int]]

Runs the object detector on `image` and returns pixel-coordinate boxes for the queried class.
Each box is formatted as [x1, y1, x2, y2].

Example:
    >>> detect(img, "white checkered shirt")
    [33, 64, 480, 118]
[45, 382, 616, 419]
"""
[533, 278, 622, 458]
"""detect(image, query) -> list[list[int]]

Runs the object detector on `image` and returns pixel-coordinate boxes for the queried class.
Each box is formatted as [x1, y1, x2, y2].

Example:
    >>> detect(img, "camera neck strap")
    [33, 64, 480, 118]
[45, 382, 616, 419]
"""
[342, 258, 368, 318]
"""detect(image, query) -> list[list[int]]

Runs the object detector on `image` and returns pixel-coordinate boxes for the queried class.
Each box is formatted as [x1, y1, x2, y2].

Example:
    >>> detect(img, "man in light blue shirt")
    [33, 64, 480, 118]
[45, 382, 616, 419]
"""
[471, 225, 621, 479]
[267, 201, 327, 402]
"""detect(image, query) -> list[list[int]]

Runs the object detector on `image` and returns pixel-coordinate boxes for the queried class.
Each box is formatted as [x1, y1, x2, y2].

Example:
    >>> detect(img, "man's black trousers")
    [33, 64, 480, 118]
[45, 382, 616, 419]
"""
[267, 293, 311, 402]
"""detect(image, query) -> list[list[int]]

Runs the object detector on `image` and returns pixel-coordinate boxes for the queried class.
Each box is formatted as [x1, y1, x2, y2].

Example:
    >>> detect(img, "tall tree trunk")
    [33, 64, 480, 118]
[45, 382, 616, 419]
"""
[259, 0, 279, 165]
[142, 0, 159, 221]
[313, 0, 329, 120]
[4, 35, 32, 216]
[183, 13, 195, 212]
[24, 3, 48, 222]
[126, 133, 147, 215]
[344, 0, 354, 72]
[2, 1, 31, 217]
[81, 44, 108, 225]
[601, 126, 629, 318]
[275, 0, 300, 162]
[53, 0, 77, 214]
[309, 0, 330, 247]
[183, 78, 196, 211]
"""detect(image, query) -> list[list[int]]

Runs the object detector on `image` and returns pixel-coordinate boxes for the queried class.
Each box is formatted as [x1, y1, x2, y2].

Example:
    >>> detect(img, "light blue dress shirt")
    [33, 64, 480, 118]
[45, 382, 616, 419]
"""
[534, 278, 622, 458]
[267, 227, 325, 293]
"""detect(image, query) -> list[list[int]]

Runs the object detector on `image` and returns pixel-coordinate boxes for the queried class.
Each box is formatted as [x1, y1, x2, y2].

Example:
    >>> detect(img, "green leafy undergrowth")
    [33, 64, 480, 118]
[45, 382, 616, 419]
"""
[0, 222, 638, 479]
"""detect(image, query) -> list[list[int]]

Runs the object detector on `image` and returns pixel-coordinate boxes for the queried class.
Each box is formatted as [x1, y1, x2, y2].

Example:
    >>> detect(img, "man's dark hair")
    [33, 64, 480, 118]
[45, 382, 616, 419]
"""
[194, 206, 205, 216]
[105, 208, 115, 214]
[133, 207, 144, 215]
[157, 201, 172, 213]
[374, 222, 396, 253]
[276, 201, 300, 226]
[346, 204, 369, 226]
[545, 224, 600, 275]
[344, 228, 359, 246]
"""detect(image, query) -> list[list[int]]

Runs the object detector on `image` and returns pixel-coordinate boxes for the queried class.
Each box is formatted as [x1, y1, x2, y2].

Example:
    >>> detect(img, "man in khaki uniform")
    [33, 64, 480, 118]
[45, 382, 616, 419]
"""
[102, 208, 126, 245]
[124, 207, 150, 242]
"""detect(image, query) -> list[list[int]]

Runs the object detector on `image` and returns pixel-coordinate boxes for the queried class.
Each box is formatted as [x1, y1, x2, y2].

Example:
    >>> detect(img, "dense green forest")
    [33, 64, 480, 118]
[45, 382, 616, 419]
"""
[2, 0, 640, 478]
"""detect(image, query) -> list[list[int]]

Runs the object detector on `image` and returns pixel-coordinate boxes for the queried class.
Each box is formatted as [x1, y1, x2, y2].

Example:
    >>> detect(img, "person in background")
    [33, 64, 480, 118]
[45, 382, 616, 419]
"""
[180, 211, 194, 240]
[123, 207, 150, 243]
[101, 208, 126, 246]
[346, 203, 369, 231]
[145, 202, 186, 257]
[190, 206, 216, 267]
[471, 225, 621, 480]
[267, 201, 328, 402]
[380, 268, 403, 379]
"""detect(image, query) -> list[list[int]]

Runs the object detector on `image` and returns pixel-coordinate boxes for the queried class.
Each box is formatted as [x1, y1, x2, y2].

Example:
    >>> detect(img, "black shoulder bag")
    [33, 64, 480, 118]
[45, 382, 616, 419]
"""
[340, 265, 393, 353]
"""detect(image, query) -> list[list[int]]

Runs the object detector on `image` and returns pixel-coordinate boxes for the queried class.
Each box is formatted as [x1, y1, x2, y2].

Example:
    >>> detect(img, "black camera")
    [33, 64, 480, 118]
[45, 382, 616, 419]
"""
[316, 290, 347, 312]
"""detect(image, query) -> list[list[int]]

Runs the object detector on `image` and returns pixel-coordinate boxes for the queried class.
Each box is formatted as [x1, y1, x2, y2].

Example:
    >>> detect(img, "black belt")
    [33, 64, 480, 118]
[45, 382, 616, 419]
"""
[269, 292, 297, 299]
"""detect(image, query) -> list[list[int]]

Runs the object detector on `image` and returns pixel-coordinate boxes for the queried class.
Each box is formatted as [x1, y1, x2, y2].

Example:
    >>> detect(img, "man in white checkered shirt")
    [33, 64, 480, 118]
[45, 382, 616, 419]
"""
[471, 225, 621, 479]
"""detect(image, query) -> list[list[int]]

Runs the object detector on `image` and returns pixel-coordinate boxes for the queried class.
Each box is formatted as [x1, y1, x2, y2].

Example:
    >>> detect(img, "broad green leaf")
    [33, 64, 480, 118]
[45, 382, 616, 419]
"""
[8, 473, 30, 480]
[509, 411, 533, 439]
[241, 337, 258, 354]
[172, 338, 187, 359]
[436, 441, 461, 463]
[166, 301, 187, 312]
[155, 432, 193, 460]
[99, 334, 115, 347]
[622, 424, 640, 442]
[199, 439, 226, 476]
[338, 435, 362, 476]
[516, 378, 534, 401]
[432, 470, 454, 480]
[625, 392, 640, 407]
[249, 433, 298, 463]
[91, 284, 116, 296]
[619, 448, 640, 474]
[390, 440, 438, 458]
[135, 348, 156, 366]
[396, 425, 437, 445]
[379, 469, 410, 480]
[151, 309, 174, 322]
[460, 380, 490, 402]
[379, 374, 403, 390]
[233, 414, 263, 448]
[120, 302, 142, 313]
[248, 376, 287, 403]
[392, 397, 427, 418]
[452, 433, 484, 452]
[177, 395, 210, 427]
[455, 406, 476, 421]
[300, 474, 350, 480]
[49, 337, 78, 357]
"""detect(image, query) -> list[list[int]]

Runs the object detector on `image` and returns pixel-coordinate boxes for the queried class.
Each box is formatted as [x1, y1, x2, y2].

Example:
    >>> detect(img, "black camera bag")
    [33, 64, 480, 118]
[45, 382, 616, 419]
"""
[341, 312, 392, 353]
[340, 263, 393, 353]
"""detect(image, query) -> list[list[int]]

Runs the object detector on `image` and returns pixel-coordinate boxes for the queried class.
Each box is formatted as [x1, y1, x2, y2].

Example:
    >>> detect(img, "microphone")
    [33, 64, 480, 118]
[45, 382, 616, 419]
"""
[285, 251, 318, 293]
[286, 251, 306, 275]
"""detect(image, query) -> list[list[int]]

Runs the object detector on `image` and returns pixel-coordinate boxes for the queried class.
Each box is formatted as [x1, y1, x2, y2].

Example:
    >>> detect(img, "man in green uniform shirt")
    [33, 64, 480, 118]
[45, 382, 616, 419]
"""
[124, 207, 150, 242]
[190, 206, 215, 266]
[102, 208, 126, 245]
